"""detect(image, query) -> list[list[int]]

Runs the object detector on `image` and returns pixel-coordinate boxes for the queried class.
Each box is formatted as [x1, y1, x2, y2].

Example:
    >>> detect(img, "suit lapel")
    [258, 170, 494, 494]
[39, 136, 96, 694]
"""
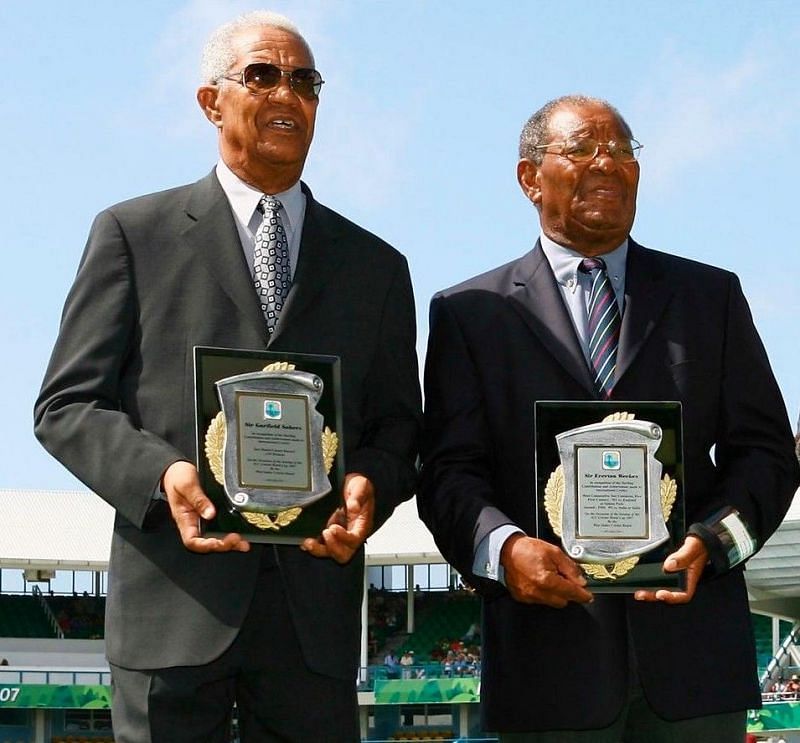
[507, 241, 596, 395]
[269, 185, 345, 346]
[181, 171, 267, 342]
[615, 240, 674, 385]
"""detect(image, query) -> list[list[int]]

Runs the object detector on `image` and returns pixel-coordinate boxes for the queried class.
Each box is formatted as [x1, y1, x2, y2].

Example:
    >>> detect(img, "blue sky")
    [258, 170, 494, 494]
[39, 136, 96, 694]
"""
[2, 0, 799, 490]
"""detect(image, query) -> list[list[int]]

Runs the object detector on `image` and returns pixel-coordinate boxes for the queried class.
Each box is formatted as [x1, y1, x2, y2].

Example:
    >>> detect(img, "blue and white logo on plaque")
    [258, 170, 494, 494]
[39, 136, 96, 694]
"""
[264, 400, 282, 420]
[602, 450, 621, 470]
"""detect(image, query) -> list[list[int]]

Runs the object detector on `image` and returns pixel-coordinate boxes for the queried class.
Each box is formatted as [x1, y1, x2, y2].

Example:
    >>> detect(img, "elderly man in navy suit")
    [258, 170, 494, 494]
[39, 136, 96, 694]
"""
[419, 94, 798, 742]
[35, 10, 420, 742]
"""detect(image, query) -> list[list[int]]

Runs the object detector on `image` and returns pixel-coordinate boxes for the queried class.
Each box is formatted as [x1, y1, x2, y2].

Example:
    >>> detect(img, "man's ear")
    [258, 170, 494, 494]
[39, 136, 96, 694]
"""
[517, 158, 542, 206]
[197, 86, 223, 128]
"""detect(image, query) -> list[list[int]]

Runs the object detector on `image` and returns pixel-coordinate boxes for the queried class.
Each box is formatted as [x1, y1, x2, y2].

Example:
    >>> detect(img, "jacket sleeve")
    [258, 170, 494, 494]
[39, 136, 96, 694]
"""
[418, 294, 515, 596]
[346, 256, 422, 530]
[688, 274, 799, 574]
[34, 210, 186, 528]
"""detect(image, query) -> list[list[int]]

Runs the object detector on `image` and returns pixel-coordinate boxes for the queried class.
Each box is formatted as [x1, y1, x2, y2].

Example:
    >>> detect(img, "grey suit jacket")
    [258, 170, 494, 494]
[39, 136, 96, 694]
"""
[35, 171, 422, 677]
[419, 239, 799, 730]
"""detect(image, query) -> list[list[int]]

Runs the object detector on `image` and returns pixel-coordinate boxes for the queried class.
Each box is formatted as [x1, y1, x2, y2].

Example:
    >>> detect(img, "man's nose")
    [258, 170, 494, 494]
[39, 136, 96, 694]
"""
[589, 146, 618, 173]
[267, 72, 297, 101]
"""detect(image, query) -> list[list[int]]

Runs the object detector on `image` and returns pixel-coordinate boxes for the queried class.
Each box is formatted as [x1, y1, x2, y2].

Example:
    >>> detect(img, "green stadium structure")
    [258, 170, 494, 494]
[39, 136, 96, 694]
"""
[1, 489, 799, 742]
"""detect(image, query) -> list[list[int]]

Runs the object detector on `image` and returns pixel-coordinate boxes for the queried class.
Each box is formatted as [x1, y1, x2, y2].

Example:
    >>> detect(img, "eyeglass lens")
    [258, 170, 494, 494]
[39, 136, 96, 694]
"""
[242, 63, 322, 99]
[564, 138, 639, 163]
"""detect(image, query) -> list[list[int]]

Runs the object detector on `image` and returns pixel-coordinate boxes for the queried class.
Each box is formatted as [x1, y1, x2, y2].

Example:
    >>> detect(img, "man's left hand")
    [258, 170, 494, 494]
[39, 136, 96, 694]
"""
[300, 473, 375, 564]
[634, 534, 708, 604]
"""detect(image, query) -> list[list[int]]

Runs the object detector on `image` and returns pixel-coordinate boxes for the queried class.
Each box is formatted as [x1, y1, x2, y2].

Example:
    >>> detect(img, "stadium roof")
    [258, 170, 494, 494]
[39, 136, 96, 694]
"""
[1, 488, 798, 617]
[0, 489, 442, 570]
[745, 490, 800, 617]
[0, 489, 113, 570]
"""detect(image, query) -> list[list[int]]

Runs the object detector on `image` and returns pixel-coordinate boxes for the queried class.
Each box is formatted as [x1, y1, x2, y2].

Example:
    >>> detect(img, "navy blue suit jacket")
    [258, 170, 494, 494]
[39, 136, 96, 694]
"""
[419, 239, 798, 730]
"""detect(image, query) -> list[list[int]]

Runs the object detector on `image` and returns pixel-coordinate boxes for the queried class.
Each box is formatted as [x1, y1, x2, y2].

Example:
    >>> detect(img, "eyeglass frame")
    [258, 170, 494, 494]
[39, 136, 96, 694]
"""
[533, 137, 643, 164]
[216, 62, 325, 100]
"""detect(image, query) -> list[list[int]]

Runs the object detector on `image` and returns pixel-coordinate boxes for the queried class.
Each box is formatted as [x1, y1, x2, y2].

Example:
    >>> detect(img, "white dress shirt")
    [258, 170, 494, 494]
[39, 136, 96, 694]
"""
[153, 162, 307, 502]
[215, 159, 306, 279]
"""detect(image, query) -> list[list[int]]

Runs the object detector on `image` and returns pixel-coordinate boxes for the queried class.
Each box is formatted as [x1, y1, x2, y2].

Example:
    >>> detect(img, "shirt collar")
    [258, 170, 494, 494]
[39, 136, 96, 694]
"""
[539, 231, 628, 289]
[215, 159, 305, 233]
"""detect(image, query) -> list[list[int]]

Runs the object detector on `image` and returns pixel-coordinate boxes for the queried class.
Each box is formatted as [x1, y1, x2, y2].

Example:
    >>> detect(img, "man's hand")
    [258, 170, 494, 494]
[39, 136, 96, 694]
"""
[161, 461, 250, 554]
[500, 534, 593, 608]
[634, 535, 708, 604]
[301, 473, 375, 564]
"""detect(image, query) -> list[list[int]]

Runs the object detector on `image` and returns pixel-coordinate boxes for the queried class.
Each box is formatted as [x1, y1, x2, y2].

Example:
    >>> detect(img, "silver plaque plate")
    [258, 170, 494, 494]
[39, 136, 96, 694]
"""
[556, 419, 668, 563]
[215, 370, 332, 513]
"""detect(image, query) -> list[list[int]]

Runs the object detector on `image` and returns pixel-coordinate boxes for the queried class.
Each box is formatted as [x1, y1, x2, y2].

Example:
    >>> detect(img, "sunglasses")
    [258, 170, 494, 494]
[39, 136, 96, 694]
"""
[218, 63, 324, 100]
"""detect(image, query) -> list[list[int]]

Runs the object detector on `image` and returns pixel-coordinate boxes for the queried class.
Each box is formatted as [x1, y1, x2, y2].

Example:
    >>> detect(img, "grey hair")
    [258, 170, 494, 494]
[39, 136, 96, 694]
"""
[200, 10, 314, 84]
[519, 94, 634, 164]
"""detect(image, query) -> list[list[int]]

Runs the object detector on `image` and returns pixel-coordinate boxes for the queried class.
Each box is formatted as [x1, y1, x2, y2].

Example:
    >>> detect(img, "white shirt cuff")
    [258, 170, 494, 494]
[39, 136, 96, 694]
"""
[473, 524, 524, 584]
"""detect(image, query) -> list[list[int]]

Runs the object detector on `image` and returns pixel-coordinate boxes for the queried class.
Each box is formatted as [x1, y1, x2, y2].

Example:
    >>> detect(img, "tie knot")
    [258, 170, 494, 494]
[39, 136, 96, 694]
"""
[258, 195, 283, 214]
[579, 257, 607, 274]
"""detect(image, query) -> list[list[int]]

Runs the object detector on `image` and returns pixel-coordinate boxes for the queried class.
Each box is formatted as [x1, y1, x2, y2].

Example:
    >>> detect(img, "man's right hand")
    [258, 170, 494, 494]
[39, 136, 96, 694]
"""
[500, 534, 593, 608]
[161, 461, 250, 554]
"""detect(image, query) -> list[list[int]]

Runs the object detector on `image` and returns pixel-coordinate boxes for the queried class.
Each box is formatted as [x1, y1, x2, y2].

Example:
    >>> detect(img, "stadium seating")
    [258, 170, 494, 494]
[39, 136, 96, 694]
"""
[48, 596, 105, 639]
[0, 595, 56, 638]
[395, 594, 480, 660]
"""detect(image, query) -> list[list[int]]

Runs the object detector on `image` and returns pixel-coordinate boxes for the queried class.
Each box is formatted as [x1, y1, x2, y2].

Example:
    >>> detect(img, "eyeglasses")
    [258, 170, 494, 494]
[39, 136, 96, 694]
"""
[218, 63, 324, 100]
[534, 137, 643, 164]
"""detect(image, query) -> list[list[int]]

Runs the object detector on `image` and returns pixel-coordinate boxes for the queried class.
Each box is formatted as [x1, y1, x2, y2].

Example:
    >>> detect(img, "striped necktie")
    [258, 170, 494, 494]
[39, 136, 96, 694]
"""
[579, 257, 621, 399]
[253, 196, 291, 335]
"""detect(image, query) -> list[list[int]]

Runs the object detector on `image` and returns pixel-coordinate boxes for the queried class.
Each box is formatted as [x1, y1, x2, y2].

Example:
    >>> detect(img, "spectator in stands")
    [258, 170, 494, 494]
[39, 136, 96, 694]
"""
[0, 658, 8, 666]
[442, 650, 455, 678]
[384, 651, 400, 680]
[786, 674, 800, 700]
[469, 651, 481, 677]
[400, 650, 415, 678]
[33, 9, 420, 743]
[767, 677, 786, 701]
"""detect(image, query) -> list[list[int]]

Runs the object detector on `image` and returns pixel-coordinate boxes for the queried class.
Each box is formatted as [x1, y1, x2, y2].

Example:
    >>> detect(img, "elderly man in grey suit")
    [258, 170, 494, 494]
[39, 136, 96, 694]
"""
[35, 10, 421, 742]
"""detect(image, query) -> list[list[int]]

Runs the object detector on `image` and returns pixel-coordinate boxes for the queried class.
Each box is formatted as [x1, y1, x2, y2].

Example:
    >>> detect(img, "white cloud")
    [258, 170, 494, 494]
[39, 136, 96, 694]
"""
[630, 39, 794, 193]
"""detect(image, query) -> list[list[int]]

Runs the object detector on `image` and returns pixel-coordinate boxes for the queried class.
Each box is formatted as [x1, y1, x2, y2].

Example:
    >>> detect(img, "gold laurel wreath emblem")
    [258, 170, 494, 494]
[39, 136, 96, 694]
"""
[204, 362, 338, 531]
[543, 412, 676, 581]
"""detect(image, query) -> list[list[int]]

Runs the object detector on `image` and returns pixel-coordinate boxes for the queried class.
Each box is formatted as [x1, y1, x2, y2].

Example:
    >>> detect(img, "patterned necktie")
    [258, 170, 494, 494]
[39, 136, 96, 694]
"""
[579, 257, 621, 399]
[253, 196, 291, 335]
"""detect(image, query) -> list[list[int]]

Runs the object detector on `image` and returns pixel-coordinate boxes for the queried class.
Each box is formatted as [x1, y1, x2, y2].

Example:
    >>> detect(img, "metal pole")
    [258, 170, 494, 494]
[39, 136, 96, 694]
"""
[406, 565, 415, 634]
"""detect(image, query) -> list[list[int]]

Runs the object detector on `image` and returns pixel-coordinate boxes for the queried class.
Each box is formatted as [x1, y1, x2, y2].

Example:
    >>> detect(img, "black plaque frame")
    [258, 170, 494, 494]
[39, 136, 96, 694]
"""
[194, 345, 345, 544]
[534, 401, 685, 593]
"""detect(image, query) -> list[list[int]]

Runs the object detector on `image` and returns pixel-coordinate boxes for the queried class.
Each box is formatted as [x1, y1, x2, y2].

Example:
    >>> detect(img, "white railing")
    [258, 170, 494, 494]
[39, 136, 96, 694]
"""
[760, 621, 800, 692]
[0, 667, 111, 686]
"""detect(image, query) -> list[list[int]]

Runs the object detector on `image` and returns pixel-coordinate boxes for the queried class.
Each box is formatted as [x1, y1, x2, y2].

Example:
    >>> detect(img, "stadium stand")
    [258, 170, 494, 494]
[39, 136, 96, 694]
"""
[394, 593, 480, 664]
[1, 490, 800, 742]
[0, 596, 57, 639]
